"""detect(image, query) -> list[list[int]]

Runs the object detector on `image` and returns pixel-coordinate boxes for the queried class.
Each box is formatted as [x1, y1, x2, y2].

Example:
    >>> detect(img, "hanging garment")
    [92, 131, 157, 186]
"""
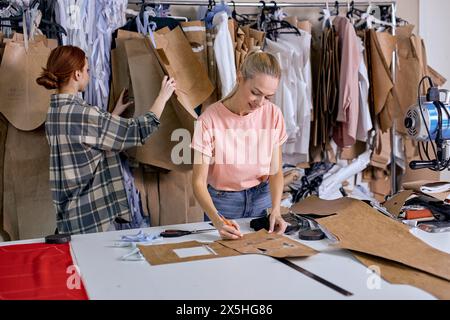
[266, 28, 312, 165]
[367, 29, 399, 132]
[395, 25, 429, 135]
[278, 31, 313, 164]
[121, 14, 180, 32]
[332, 16, 362, 148]
[0, 36, 56, 240]
[213, 11, 236, 98]
[55, 0, 128, 110]
[181, 21, 208, 74]
[3, 125, 54, 240]
[234, 24, 266, 71]
[205, 28, 218, 102]
[356, 36, 373, 142]
[119, 156, 149, 229]
[370, 127, 391, 170]
[198, 3, 231, 30]
[312, 25, 340, 153]
[265, 38, 298, 153]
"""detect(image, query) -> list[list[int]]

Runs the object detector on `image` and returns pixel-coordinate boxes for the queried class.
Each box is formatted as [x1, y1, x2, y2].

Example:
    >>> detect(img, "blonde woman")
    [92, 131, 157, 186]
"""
[192, 51, 288, 240]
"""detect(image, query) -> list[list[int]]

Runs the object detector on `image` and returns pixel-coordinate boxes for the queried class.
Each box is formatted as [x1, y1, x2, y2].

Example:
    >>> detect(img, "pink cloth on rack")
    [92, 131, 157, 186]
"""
[333, 16, 362, 147]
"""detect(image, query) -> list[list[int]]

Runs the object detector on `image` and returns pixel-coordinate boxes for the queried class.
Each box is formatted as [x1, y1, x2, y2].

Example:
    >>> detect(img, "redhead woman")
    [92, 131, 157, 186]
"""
[37, 45, 175, 234]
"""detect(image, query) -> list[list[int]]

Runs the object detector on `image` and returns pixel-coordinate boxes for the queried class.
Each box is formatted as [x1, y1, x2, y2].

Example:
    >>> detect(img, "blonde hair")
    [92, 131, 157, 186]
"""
[241, 49, 281, 80]
[222, 50, 281, 102]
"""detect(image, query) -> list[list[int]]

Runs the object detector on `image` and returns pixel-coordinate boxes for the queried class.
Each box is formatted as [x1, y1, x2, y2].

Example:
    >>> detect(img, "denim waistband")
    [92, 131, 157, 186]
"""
[208, 180, 269, 193]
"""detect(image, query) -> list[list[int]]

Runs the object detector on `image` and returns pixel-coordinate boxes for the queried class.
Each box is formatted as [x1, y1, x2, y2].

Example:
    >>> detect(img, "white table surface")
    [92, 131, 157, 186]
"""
[1, 219, 449, 300]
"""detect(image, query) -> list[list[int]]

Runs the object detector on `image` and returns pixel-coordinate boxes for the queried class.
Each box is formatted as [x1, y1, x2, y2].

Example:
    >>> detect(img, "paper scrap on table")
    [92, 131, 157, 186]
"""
[420, 182, 450, 194]
[174, 246, 214, 259]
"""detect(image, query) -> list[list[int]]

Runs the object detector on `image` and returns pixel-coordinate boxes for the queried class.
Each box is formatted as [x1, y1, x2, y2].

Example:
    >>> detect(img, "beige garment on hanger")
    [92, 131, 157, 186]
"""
[368, 29, 399, 132]
[395, 25, 426, 135]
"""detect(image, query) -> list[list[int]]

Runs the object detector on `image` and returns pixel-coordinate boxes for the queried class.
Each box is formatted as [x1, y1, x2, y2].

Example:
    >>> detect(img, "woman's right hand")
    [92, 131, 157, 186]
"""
[158, 76, 176, 102]
[214, 219, 243, 240]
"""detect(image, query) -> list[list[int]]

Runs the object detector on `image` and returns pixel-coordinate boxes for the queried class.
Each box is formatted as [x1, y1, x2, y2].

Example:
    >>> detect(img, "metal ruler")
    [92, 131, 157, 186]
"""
[275, 258, 353, 297]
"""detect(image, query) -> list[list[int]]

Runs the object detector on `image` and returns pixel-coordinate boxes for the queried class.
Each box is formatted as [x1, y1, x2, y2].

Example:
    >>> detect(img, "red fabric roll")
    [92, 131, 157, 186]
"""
[0, 243, 88, 300]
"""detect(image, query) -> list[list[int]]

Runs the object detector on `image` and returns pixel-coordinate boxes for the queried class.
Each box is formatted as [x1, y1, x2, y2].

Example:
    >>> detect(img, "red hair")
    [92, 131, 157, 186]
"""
[36, 45, 86, 90]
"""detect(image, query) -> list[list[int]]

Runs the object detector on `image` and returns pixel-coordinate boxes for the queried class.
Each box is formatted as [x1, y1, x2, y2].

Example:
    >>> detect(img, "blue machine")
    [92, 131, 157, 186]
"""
[404, 89, 450, 170]
[405, 100, 450, 141]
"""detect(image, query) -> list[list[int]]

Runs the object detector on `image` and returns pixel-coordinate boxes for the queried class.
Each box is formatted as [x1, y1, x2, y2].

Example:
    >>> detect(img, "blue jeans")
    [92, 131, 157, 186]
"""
[206, 181, 272, 220]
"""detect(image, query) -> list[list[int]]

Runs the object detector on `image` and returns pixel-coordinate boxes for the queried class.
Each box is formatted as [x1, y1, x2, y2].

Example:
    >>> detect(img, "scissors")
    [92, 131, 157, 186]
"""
[160, 228, 216, 238]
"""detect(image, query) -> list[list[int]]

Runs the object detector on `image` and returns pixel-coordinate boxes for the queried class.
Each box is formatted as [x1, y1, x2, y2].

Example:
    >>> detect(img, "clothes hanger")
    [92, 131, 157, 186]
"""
[163, 2, 188, 22]
[265, 2, 301, 41]
[332, 1, 339, 16]
[346, 0, 353, 19]
[207, 0, 216, 13]
[319, 0, 333, 29]
[266, 20, 302, 40]
[231, 0, 253, 25]
[379, 4, 409, 26]
[354, 2, 393, 30]
[258, 0, 268, 31]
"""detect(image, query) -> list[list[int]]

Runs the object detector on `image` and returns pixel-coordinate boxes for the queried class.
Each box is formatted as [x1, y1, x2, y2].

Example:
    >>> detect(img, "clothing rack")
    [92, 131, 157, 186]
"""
[127, 1, 396, 8]
[127, 0, 399, 194]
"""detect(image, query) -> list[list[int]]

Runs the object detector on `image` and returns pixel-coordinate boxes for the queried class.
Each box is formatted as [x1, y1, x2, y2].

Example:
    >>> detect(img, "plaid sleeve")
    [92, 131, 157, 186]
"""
[80, 106, 160, 152]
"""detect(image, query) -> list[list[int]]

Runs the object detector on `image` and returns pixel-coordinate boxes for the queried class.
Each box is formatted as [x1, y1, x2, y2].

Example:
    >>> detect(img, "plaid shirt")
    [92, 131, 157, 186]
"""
[45, 94, 160, 234]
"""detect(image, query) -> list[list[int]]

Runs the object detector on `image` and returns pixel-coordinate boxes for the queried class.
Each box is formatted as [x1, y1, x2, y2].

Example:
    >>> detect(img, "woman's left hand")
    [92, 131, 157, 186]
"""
[113, 88, 134, 116]
[269, 208, 287, 234]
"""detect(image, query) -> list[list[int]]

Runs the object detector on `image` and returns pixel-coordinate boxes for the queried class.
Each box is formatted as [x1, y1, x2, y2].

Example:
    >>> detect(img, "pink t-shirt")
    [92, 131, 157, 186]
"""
[191, 101, 288, 191]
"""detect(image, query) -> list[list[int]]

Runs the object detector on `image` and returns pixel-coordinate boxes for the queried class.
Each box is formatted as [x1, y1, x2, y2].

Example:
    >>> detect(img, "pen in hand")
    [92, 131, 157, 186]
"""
[218, 213, 243, 238]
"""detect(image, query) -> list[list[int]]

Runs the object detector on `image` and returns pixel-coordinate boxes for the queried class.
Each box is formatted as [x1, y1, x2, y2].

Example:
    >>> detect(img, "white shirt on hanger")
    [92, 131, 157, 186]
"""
[265, 38, 298, 146]
[356, 37, 373, 142]
[265, 28, 313, 165]
[279, 31, 313, 164]
[213, 11, 236, 98]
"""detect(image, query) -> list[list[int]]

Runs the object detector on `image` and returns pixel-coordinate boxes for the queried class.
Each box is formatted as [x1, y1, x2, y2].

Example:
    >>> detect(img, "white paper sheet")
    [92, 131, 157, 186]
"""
[173, 246, 215, 259]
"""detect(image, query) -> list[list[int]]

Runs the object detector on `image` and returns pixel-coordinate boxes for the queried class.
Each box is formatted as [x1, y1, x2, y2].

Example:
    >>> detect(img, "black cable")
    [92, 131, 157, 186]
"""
[437, 100, 450, 171]
[417, 76, 438, 161]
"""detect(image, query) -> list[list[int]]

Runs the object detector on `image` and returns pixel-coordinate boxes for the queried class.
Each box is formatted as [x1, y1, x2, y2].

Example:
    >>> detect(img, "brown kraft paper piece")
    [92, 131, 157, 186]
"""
[139, 230, 317, 266]
[382, 190, 414, 218]
[352, 251, 450, 300]
[180, 21, 208, 74]
[291, 196, 450, 281]
[110, 30, 142, 112]
[217, 230, 317, 259]
[0, 39, 52, 131]
[153, 26, 213, 116]
[403, 180, 450, 202]
[3, 125, 54, 240]
[124, 37, 191, 171]
[138, 240, 240, 265]
[158, 170, 203, 225]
